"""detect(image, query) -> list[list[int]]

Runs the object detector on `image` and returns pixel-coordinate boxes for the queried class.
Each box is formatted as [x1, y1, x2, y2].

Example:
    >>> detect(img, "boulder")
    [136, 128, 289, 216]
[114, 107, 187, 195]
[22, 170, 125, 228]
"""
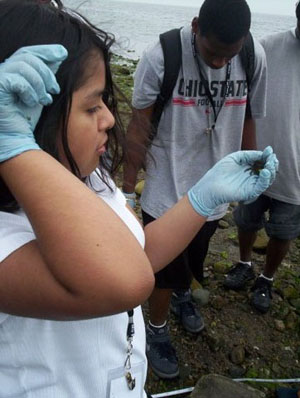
[191, 374, 265, 398]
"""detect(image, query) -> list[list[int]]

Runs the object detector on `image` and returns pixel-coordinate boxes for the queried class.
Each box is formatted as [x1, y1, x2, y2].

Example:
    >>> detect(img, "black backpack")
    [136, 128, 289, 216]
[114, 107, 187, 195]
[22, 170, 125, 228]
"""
[151, 28, 255, 135]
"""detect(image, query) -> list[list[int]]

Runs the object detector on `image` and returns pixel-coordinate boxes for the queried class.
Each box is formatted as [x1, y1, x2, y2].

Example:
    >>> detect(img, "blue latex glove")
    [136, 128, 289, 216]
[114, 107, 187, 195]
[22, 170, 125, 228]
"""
[0, 45, 68, 162]
[188, 146, 279, 217]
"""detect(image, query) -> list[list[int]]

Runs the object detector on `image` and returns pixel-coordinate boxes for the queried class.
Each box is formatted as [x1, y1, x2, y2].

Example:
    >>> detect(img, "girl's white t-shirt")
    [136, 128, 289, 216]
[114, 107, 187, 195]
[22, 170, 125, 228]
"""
[0, 171, 148, 398]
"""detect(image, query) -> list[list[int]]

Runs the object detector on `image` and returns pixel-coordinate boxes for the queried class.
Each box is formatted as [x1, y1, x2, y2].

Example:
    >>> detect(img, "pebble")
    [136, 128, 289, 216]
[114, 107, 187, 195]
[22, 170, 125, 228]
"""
[192, 288, 210, 306]
[230, 345, 246, 365]
[274, 319, 285, 332]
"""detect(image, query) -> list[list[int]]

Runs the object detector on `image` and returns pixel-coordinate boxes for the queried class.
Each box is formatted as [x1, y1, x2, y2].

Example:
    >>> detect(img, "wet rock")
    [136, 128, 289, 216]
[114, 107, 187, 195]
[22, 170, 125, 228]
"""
[280, 347, 295, 364]
[219, 220, 229, 229]
[214, 261, 231, 274]
[253, 229, 269, 251]
[283, 286, 299, 300]
[191, 374, 265, 398]
[285, 311, 298, 330]
[192, 288, 210, 307]
[274, 319, 285, 332]
[230, 346, 246, 365]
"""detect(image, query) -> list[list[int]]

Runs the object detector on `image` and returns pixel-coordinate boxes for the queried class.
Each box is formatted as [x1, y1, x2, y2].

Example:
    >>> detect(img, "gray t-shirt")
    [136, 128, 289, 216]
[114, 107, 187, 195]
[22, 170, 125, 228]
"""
[133, 26, 267, 219]
[256, 29, 300, 205]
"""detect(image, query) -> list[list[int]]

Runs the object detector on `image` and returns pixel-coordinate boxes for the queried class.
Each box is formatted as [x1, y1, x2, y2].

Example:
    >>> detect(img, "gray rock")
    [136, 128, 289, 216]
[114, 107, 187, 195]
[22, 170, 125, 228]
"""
[203, 271, 210, 279]
[191, 374, 265, 398]
[192, 288, 210, 306]
[218, 220, 229, 229]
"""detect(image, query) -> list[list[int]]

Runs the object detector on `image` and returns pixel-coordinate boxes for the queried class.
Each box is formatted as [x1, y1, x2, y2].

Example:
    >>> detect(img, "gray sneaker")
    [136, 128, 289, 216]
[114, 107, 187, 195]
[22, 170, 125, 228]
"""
[146, 323, 179, 379]
[170, 289, 205, 333]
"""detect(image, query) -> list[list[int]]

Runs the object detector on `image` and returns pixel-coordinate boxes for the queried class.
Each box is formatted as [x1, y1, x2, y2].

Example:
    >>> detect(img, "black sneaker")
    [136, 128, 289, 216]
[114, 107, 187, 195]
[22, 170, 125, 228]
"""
[251, 276, 273, 313]
[146, 324, 179, 379]
[223, 262, 255, 290]
[170, 289, 205, 333]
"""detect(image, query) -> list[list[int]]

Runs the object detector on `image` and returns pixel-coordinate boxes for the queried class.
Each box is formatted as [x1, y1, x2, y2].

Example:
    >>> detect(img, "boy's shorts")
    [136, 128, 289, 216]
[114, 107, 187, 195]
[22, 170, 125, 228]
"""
[234, 194, 300, 240]
[142, 210, 218, 289]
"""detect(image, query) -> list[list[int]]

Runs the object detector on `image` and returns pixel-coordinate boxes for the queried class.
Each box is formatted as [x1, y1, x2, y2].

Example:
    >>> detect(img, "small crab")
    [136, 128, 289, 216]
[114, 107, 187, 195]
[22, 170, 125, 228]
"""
[245, 160, 265, 176]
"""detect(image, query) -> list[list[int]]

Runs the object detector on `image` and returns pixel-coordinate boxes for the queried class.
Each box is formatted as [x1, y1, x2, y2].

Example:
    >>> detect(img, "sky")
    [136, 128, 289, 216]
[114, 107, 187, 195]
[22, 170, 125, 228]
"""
[113, 0, 298, 16]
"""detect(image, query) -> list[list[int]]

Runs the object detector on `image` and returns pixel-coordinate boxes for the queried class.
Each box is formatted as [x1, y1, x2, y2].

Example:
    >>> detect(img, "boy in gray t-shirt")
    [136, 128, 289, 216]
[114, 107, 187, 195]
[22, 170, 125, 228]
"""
[224, 4, 300, 314]
[123, 0, 267, 379]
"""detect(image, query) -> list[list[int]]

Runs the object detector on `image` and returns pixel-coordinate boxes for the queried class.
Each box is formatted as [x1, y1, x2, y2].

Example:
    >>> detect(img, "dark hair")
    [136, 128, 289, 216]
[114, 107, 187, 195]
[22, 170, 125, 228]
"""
[198, 0, 251, 44]
[296, 1, 300, 20]
[0, 0, 125, 211]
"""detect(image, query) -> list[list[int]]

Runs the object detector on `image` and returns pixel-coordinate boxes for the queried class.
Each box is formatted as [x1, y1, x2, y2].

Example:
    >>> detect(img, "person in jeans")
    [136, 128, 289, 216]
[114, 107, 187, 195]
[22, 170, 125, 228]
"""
[224, 2, 300, 314]
[123, 0, 267, 379]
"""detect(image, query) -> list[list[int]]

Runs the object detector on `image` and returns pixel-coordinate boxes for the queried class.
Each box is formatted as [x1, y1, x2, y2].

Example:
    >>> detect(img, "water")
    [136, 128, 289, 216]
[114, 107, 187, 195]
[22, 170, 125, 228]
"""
[64, 0, 296, 59]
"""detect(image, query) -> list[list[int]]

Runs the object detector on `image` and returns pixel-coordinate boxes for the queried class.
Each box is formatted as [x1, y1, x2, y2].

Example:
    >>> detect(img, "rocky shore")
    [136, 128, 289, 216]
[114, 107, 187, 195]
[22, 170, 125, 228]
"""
[111, 55, 300, 398]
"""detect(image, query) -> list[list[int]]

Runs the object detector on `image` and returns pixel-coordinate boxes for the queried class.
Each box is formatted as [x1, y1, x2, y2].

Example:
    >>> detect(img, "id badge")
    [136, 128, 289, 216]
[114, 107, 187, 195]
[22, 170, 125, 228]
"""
[106, 362, 145, 398]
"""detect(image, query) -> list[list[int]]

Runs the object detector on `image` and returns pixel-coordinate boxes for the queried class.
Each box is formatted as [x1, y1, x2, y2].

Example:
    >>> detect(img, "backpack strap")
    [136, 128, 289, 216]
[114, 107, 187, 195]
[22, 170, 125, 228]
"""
[239, 32, 255, 117]
[151, 28, 182, 137]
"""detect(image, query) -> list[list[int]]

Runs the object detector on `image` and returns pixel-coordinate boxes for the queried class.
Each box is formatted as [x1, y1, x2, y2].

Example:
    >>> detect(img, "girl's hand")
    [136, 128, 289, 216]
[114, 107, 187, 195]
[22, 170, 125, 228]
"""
[188, 146, 279, 217]
[0, 44, 67, 162]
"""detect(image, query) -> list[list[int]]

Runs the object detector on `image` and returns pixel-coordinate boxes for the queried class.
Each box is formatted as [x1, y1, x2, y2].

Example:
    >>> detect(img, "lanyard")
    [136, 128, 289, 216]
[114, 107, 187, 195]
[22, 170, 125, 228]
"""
[192, 33, 231, 132]
[124, 309, 136, 390]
